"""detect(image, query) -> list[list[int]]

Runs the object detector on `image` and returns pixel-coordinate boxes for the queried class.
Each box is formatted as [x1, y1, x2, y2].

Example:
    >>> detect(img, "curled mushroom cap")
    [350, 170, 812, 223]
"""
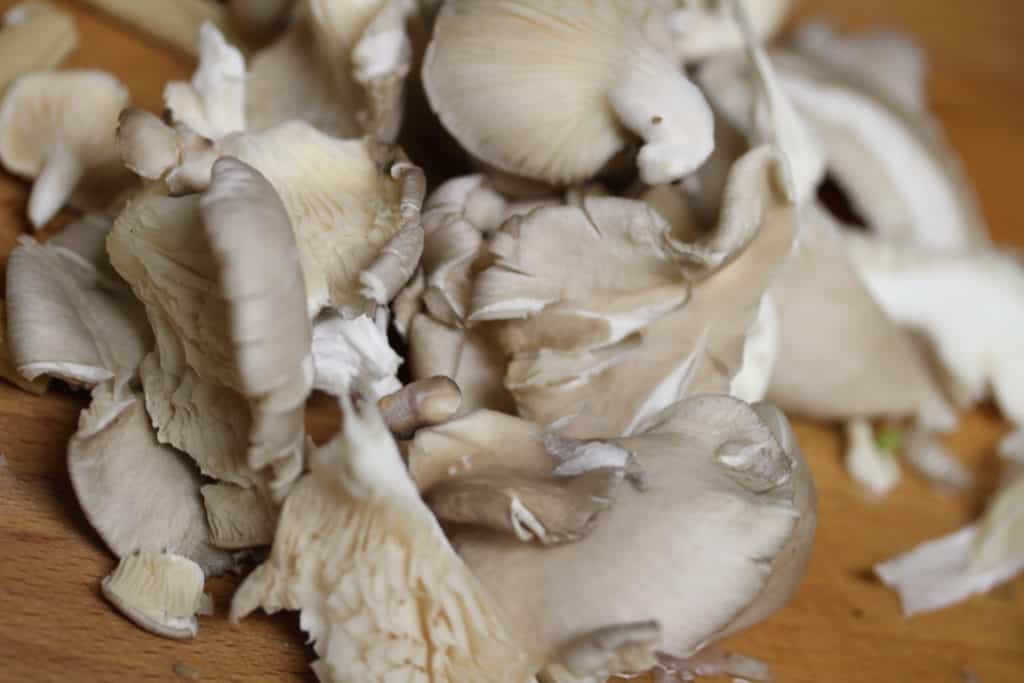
[452, 395, 815, 679]
[69, 387, 233, 575]
[423, 0, 715, 185]
[108, 158, 313, 495]
[0, 69, 131, 228]
[231, 398, 532, 682]
[101, 551, 212, 641]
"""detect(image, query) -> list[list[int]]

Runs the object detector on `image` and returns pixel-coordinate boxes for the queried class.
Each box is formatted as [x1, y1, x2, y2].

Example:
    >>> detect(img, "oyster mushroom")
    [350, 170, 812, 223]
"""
[0, 2, 78, 96]
[118, 117, 424, 317]
[200, 483, 276, 550]
[231, 397, 532, 682]
[101, 551, 213, 640]
[844, 233, 1024, 431]
[422, 0, 715, 185]
[377, 375, 462, 439]
[108, 158, 313, 496]
[0, 69, 131, 228]
[5, 226, 150, 388]
[69, 386, 234, 575]
[470, 152, 796, 439]
[0, 300, 48, 394]
[452, 395, 815, 680]
[408, 409, 635, 545]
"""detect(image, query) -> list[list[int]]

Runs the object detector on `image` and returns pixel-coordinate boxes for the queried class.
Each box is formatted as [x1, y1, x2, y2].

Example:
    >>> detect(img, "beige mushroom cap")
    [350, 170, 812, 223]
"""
[423, 0, 714, 185]
[0, 69, 129, 227]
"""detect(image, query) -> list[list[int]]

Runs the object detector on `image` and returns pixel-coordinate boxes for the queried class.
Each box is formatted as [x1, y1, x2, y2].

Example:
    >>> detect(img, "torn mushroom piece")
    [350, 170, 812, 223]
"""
[108, 158, 313, 496]
[452, 395, 815, 680]
[423, 0, 715, 186]
[470, 149, 796, 438]
[0, 2, 78, 96]
[312, 310, 401, 401]
[102, 551, 213, 640]
[231, 398, 532, 682]
[844, 233, 1024, 432]
[69, 386, 234, 575]
[5, 229, 150, 388]
[876, 469, 1024, 615]
[408, 409, 634, 545]
[0, 69, 131, 228]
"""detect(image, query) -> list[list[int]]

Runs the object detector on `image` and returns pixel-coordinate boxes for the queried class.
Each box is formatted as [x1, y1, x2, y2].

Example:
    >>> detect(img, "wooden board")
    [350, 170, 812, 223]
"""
[0, 1, 1022, 681]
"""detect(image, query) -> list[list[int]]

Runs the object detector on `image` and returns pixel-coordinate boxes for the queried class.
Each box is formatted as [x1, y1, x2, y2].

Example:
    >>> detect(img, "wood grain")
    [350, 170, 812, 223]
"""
[0, 1, 1022, 681]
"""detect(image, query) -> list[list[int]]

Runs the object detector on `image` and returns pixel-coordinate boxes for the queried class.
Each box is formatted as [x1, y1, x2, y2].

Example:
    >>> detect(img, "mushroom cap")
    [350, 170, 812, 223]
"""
[666, 0, 794, 62]
[423, 0, 712, 185]
[453, 395, 813, 672]
[0, 69, 128, 177]
[69, 388, 233, 575]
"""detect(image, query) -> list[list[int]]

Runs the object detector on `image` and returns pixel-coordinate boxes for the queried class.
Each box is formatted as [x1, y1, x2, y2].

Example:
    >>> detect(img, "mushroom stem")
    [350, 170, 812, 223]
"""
[378, 376, 461, 439]
[0, 2, 78, 96]
[844, 418, 900, 496]
[28, 143, 81, 228]
[609, 49, 715, 185]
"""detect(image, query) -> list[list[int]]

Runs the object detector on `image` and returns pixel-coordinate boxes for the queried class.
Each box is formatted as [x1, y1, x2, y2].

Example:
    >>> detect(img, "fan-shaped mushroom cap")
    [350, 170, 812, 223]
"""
[69, 387, 233, 575]
[767, 205, 955, 428]
[452, 395, 815, 678]
[0, 69, 131, 228]
[231, 398, 532, 682]
[423, 0, 715, 186]
[108, 158, 313, 495]
[101, 551, 212, 640]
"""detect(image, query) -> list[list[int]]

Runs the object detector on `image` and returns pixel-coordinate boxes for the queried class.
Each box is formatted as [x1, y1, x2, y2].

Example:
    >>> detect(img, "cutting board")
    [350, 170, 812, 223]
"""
[1, 1, 1022, 681]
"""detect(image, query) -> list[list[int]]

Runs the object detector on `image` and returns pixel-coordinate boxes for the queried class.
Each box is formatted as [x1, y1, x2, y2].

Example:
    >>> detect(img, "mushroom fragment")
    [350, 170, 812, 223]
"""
[423, 0, 715, 185]
[69, 387, 234, 575]
[231, 398, 532, 682]
[471, 149, 796, 438]
[876, 469, 1024, 615]
[844, 234, 1024, 429]
[108, 158, 313, 496]
[79, 0, 240, 58]
[408, 409, 634, 545]
[101, 551, 213, 640]
[0, 2, 78, 96]
[311, 311, 401, 400]
[0, 69, 131, 228]
[452, 395, 815, 679]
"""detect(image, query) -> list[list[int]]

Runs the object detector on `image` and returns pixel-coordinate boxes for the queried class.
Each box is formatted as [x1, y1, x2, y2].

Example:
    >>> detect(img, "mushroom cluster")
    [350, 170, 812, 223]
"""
[0, 0, 1018, 680]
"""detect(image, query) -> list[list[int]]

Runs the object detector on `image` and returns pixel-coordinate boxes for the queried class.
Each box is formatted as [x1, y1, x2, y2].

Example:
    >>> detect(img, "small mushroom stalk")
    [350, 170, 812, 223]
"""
[27, 142, 81, 227]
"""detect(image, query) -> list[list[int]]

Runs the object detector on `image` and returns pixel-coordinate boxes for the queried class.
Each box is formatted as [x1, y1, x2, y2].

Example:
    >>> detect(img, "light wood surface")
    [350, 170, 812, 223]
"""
[0, 1, 1022, 681]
